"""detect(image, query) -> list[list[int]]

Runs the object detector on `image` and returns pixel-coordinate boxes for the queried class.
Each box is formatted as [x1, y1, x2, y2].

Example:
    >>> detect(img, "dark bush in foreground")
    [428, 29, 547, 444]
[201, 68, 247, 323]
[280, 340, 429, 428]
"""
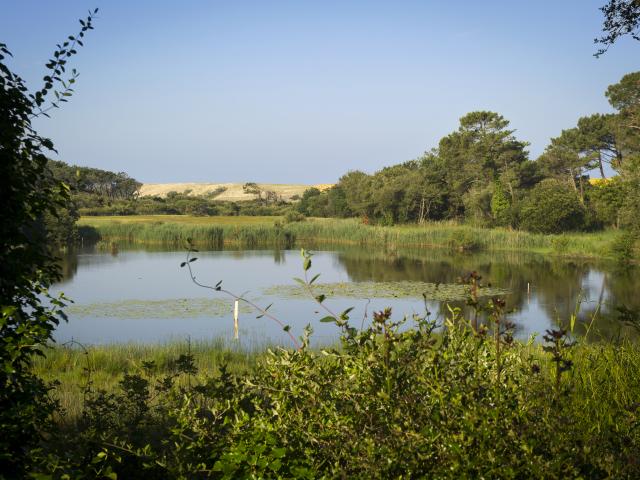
[31, 306, 640, 479]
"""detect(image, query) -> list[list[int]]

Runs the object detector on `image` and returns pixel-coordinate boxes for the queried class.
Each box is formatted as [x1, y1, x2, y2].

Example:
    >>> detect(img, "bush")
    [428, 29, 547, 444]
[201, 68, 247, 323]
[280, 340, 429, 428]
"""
[491, 181, 512, 227]
[519, 180, 586, 233]
[586, 177, 625, 228]
[31, 304, 640, 479]
[448, 230, 482, 252]
[0, 14, 97, 476]
[611, 228, 640, 264]
[284, 211, 306, 223]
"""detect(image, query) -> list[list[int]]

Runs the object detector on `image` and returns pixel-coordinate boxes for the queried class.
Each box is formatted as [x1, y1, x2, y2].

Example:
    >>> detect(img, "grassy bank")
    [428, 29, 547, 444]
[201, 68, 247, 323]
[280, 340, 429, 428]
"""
[78, 215, 625, 259]
[34, 339, 264, 421]
[31, 317, 640, 478]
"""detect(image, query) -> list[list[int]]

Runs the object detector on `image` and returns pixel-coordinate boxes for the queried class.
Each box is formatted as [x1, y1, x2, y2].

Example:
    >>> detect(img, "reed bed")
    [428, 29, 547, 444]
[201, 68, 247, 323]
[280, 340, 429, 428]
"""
[79, 215, 622, 259]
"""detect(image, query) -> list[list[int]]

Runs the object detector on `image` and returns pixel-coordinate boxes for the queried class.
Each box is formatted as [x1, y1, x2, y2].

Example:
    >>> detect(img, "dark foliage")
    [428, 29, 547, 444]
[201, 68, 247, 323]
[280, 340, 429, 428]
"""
[595, 0, 640, 57]
[30, 298, 640, 479]
[0, 11, 96, 476]
[519, 180, 586, 234]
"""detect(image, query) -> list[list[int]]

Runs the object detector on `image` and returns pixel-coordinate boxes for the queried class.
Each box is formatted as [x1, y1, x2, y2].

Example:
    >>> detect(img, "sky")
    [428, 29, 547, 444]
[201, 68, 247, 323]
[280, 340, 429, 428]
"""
[2, 1, 638, 183]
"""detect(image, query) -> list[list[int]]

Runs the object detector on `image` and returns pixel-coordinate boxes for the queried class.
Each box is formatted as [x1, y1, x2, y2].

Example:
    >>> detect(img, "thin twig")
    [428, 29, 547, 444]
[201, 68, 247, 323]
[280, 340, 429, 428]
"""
[184, 249, 301, 350]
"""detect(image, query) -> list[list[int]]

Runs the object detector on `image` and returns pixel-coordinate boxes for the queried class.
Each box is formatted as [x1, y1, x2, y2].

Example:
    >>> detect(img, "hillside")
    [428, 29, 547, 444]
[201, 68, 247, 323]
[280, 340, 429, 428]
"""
[139, 182, 333, 202]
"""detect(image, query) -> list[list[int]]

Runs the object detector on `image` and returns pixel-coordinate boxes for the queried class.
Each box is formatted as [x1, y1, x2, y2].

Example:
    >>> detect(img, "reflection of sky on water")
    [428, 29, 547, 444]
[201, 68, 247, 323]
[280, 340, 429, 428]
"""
[51, 248, 639, 346]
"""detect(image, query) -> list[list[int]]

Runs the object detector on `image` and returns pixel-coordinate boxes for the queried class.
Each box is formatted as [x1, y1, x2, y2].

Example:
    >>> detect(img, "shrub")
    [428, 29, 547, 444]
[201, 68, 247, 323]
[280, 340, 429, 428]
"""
[611, 228, 640, 264]
[586, 177, 625, 228]
[448, 230, 482, 252]
[32, 304, 640, 479]
[519, 179, 586, 233]
[284, 211, 306, 223]
[0, 13, 97, 476]
[491, 180, 512, 227]
[463, 186, 493, 226]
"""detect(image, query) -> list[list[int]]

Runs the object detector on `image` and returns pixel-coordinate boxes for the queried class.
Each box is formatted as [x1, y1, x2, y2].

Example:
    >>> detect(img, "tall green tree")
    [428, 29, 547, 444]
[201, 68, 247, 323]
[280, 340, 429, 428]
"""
[537, 128, 591, 203]
[335, 170, 374, 220]
[491, 180, 511, 227]
[606, 72, 640, 232]
[575, 113, 622, 176]
[606, 71, 640, 154]
[437, 111, 529, 219]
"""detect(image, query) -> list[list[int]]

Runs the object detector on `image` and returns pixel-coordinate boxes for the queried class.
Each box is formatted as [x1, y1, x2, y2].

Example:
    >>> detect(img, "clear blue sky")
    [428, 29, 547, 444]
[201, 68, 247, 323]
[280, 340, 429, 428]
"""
[2, 1, 638, 183]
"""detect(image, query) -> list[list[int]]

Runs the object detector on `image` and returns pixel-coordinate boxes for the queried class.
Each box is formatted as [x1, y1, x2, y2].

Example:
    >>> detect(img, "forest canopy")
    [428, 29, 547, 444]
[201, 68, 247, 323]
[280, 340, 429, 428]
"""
[297, 72, 640, 234]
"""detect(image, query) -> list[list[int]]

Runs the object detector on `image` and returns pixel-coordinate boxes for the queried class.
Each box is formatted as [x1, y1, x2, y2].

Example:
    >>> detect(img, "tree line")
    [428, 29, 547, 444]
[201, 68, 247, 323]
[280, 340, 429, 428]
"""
[297, 72, 640, 234]
[48, 160, 141, 201]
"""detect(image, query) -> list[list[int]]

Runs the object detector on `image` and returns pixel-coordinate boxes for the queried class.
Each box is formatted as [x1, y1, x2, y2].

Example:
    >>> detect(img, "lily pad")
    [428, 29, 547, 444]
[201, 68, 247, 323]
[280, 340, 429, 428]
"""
[263, 281, 508, 302]
[66, 298, 252, 319]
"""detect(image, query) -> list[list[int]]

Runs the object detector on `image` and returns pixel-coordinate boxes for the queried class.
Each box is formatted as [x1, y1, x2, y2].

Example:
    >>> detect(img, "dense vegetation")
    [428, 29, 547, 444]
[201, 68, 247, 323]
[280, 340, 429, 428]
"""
[49, 72, 640, 255]
[50, 160, 293, 218]
[0, 11, 97, 477]
[2, 3, 640, 478]
[78, 215, 628, 260]
[296, 76, 640, 239]
[27, 282, 640, 478]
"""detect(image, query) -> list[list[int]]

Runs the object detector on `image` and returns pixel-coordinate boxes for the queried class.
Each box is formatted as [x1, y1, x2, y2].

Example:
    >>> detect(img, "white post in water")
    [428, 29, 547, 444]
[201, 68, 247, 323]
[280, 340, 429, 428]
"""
[233, 300, 239, 340]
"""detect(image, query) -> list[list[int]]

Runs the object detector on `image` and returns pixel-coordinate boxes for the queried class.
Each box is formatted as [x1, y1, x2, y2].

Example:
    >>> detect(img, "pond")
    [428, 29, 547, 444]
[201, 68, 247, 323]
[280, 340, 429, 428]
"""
[51, 246, 640, 347]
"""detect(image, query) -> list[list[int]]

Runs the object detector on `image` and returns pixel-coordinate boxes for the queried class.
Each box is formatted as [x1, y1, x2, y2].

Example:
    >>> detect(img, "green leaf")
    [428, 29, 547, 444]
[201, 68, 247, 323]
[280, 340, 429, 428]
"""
[320, 316, 335, 323]
[340, 307, 354, 320]
[272, 447, 287, 458]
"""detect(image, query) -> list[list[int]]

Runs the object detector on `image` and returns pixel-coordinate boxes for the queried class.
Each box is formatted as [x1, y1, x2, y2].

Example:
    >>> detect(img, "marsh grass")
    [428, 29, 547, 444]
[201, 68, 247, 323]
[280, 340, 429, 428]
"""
[79, 215, 624, 259]
[79, 215, 280, 226]
[34, 339, 266, 421]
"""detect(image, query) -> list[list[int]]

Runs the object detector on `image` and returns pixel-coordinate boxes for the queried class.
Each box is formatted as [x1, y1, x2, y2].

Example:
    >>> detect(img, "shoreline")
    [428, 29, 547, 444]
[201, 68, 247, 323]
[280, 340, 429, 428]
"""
[77, 215, 626, 261]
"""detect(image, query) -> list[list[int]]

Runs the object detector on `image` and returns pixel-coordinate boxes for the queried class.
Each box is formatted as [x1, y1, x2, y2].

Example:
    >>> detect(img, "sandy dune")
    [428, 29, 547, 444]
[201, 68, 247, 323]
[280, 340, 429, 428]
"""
[139, 183, 333, 202]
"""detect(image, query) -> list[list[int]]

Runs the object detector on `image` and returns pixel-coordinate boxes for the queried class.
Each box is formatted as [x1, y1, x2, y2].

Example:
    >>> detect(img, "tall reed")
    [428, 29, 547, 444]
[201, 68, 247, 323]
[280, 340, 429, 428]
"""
[79, 216, 623, 259]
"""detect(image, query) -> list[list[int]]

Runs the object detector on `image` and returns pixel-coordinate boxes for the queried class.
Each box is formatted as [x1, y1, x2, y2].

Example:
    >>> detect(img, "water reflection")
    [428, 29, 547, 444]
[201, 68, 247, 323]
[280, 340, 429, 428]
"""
[335, 247, 639, 340]
[53, 245, 639, 344]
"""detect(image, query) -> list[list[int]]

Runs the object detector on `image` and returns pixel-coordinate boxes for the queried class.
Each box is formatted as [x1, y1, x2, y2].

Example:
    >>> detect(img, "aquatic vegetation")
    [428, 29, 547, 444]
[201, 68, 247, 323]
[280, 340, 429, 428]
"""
[263, 280, 509, 301]
[66, 297, 252, 319]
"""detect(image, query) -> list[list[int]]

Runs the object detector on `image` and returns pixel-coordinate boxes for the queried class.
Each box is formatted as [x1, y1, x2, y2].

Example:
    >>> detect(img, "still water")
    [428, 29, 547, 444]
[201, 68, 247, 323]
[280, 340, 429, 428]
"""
[51, 246, 639, 346]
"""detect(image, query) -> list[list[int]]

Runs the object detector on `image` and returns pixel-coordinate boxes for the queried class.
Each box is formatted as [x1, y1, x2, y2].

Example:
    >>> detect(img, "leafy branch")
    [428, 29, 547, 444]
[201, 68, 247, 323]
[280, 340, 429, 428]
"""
[30, 8, 99, 118]
[297, 249, 359, 339]
[594, 0, 640, 57]
[181, 239, 301, 349]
